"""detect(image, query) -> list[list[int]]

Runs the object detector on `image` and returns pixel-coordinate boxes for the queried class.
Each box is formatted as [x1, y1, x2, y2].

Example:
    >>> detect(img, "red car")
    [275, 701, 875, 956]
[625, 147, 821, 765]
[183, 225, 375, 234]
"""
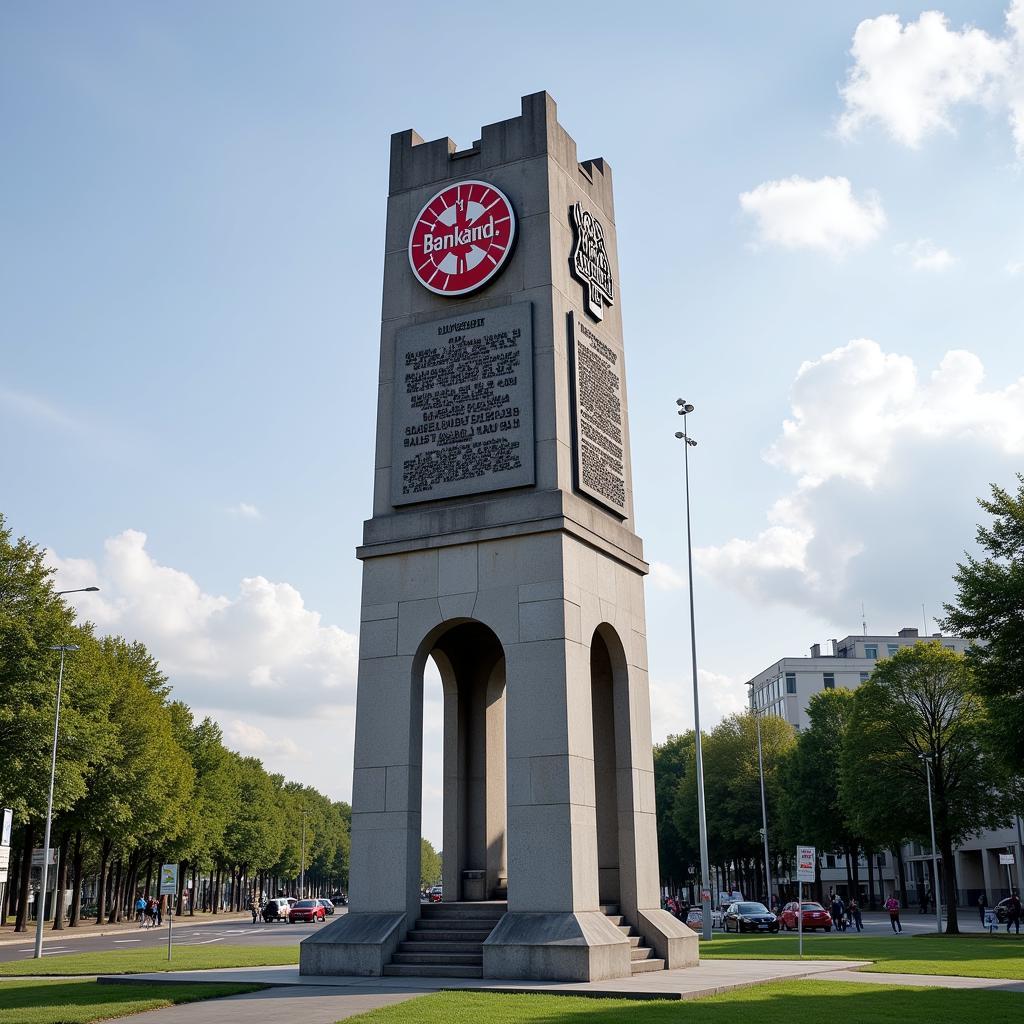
[779, 901, 832, 931]
[288, 899, 326, 923]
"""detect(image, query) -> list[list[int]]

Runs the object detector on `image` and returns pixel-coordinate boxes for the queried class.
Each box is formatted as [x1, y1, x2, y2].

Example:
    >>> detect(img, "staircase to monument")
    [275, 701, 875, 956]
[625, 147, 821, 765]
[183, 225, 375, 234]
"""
[601, 904, 665, 974]
[383, 901, 507, 978]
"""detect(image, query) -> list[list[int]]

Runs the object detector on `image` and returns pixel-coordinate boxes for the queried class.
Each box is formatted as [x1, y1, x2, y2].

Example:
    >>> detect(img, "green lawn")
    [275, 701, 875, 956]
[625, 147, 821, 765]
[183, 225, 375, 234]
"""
[0, 978, 263, 1024]
[343, 982, 1024, 1023]
[699, 933, 1024, 979]
[0, 944, 298, 977]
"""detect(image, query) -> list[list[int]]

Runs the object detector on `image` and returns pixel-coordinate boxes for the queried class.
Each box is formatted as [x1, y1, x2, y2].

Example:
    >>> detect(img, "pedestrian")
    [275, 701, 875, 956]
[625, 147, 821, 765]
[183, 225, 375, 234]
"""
[830, 895, 846, 932]
[1007, 891, 1021, 935]
[147, 896, 159, 928]
[885, 894, 902, 933]
[849, 898, 863, 932]
[977, 893, 986, 925]
[250, 893, 260, 924]
[135, 894, 147, 927]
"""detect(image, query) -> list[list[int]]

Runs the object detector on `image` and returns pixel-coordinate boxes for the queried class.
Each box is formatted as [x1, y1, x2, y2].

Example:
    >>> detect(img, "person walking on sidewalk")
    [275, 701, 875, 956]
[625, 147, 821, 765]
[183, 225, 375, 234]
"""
[977, 893, 987, 925]
[885, 894, 903, 933]
[135, 894, 147, 927]
[1007, 891, 1021, 935]
[849, 898, 863, 932]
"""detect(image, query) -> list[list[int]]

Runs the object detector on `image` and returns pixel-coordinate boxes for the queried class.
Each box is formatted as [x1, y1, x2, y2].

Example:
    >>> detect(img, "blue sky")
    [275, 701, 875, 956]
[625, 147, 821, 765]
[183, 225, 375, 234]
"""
[3, 2, 1022, 844]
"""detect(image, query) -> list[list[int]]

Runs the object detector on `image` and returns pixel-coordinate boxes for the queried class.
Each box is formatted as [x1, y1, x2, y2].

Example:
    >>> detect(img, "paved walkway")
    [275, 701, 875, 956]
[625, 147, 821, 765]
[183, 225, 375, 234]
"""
[79, 957, 1024, 1022]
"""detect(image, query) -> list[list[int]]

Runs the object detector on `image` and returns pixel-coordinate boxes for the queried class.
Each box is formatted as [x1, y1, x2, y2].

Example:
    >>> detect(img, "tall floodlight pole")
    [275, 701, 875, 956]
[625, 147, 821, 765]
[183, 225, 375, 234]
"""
[920, 754, 943, 934]
[675, 399, 712, 941]
[747, 684, 772, 905]
[34, 587, 99, 960]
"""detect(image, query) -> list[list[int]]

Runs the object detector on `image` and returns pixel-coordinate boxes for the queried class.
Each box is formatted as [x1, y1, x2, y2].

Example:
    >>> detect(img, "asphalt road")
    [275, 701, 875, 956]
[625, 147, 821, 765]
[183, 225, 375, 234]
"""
[0, 908, 346, 964]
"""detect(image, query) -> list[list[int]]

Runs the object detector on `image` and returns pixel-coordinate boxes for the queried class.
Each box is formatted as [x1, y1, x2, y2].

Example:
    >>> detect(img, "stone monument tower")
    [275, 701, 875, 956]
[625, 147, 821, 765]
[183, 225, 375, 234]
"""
[301, 92, 697, 982]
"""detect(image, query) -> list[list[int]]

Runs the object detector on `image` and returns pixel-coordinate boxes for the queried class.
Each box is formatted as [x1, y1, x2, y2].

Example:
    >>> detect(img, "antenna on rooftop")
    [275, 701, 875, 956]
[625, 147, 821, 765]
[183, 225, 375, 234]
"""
[861, 602, 867, 636]
[922, 603, 929, 636]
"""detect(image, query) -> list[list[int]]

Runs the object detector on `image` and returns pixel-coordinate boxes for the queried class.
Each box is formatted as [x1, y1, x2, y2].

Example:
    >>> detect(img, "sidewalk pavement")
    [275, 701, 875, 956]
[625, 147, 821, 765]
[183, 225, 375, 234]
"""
[0, 912, 253, 948]
[88, 957, 1024, 1023]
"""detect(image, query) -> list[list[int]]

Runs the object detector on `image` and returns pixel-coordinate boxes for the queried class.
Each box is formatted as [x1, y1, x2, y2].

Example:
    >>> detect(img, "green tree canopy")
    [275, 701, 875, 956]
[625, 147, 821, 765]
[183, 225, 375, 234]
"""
[942, 474, 1024, 791]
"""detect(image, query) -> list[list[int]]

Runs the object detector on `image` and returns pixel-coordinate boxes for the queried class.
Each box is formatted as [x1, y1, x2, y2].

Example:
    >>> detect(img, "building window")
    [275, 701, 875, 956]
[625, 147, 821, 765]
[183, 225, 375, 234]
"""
[865, 644, 878, 659]
[823, 672, 835, 689]
[876, 853, 887, 866]
[944, 644, 955, 650]
[887, 644, 899, 657]
[785, 672, 796, 694]
[826, 855, 836, 869]
[859, 672, 869, 683]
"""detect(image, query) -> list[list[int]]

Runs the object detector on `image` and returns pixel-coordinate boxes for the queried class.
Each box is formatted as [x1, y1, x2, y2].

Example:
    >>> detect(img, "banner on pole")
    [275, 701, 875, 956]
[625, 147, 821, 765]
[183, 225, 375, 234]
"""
[796, 845, 816, 883]
[1, 808, 12, 848]
[999, 853, 1015, 866]
[159, 863, 178, 896]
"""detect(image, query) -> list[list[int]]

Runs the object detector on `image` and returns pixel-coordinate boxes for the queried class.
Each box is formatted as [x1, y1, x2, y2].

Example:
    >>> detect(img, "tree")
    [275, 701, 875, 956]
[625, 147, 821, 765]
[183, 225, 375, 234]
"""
[653, 732, 696, 890]
[779, 689, 867, 902]
[942, 474, 1024, 789]
[420, 838, 442, 888]
[841, 643, 1012, 933]
[672, 713, 795, 901]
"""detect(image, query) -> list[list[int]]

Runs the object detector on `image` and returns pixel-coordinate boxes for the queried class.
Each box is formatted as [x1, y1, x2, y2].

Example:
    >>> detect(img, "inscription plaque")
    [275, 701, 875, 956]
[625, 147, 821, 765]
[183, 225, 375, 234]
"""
[569, 312, 627, 517]
[391, 303, 534, 506]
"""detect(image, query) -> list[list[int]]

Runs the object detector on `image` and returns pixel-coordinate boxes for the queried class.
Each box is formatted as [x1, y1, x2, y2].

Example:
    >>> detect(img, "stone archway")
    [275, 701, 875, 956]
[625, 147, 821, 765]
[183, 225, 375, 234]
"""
[425, 621, 507, 902]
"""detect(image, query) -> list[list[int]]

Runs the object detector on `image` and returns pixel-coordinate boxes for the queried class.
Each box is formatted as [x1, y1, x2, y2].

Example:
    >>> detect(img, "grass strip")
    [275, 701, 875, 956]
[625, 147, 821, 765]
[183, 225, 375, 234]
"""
[0, 977, 263, 1024]
[697, 932, 1024, 979]
[341, 980, 1024, 1023]
[0, 944, 298, 977]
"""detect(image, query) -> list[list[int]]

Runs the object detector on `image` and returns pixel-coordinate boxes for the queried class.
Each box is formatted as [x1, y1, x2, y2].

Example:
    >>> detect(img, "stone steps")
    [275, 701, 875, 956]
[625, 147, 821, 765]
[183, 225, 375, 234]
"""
[602, 904, 665, 975]
[382, 900, 506, 979]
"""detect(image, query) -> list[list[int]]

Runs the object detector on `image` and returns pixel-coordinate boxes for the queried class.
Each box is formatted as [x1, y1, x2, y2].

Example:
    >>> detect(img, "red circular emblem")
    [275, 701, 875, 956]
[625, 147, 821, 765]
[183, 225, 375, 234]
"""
[408, 180, 516, 296]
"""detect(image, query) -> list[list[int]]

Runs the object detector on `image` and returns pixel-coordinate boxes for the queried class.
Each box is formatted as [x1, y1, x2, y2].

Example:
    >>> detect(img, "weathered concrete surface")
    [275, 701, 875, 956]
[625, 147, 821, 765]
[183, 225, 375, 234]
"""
[299, 913, 404, 976]
[483, 911, 631, 981]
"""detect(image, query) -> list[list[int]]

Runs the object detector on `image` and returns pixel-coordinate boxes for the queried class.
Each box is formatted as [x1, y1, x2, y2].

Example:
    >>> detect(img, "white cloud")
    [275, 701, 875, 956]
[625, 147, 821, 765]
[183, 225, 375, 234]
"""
[739, 175, 886, 257]
[837, 4, 1024, 156]
[649, 669, 746, 743]
[223, 719, 309, 761]
[1006, 259, 1024, 275]
[696, 340, 1024, 622]
[228, 502, 262, 520]
[649, 560, 687, 591]
[45, 529, 358, 718]
[896, 238, 958, 271]
[0, 386, 82, 432]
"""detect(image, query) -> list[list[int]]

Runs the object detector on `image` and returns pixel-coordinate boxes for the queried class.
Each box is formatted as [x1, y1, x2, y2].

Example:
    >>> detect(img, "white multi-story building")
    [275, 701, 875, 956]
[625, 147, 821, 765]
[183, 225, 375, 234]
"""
[744, 627, 1023, 908]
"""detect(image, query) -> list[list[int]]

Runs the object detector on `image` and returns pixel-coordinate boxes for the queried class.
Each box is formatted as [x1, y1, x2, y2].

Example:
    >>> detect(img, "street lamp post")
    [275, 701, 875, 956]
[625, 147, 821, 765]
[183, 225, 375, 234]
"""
[746, 685, 773, 906]
[675, 399, 712, 941]
[34, 587, 99, 960]
[920, 753, 943, 935]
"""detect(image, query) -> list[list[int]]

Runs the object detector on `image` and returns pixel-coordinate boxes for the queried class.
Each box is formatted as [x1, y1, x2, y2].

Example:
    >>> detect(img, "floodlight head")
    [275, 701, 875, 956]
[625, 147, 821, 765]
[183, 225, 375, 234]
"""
[674, 431, 684, 439]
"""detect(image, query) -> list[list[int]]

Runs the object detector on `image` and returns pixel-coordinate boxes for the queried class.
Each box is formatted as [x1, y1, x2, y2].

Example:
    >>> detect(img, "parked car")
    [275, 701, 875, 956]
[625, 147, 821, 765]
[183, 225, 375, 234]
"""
[685, 907, 703, 932]
[262, 897, 292, 923]
[722, 901, 779, 933]
[779, 901, 833, 932]
[331, 893, 348, 907]
[427, 886, 442, 903]
[289, 899, 326, 923]
[316, 898, 335, 916]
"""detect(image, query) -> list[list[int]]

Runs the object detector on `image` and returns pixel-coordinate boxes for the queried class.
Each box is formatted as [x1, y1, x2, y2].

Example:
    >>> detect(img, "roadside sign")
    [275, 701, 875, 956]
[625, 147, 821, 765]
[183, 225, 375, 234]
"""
[1, 808, 12, 847]
[999, 853, 1015, 865]
[31, 848, 55, 868]
[700, 889, 711, 903]
[0, 845, 9, 883]
[796, 846, 816, 883]
[159, 863, 178, 896]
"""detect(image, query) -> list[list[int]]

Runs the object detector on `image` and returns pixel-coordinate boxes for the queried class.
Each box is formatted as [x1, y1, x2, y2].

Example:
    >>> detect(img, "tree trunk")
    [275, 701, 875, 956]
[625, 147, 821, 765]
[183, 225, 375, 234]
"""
[212, 867, 221, 914]
[866, 848, 876, 910]
[190, 864, 197, 915]
[1, 839, 17, 926]
[941, 837, 959, 934]
[851, 844, 861, 900]
[844, 847, 854, 898]
[69, 831, 84, 926]
[125, 852, 141, 915]
[107, 857, 122, 922]
[144, 853, 154, 897]
[51, 830, 71, 930]
[14, 822, 34, 932]
[95, 837, 112, 924]
[893, 844, 908, 908]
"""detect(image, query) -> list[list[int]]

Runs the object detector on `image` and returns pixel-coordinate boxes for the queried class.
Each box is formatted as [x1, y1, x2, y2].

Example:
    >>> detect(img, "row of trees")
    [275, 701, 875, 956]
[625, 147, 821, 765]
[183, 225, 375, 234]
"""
[656, 476, 1024, 934]
[0, 513, 351, 931]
